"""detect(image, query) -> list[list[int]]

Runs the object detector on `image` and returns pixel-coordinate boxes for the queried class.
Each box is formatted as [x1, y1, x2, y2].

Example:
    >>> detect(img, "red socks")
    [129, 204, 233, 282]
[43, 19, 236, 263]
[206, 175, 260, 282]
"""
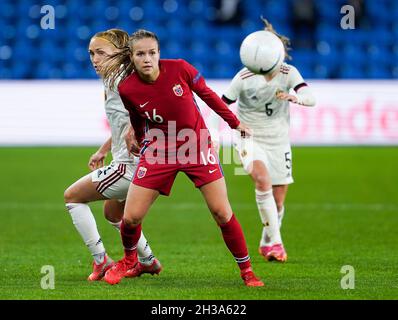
[120, 220, 142, 261]
[120, 215, 251, 271]
[219, 214, 251, 270]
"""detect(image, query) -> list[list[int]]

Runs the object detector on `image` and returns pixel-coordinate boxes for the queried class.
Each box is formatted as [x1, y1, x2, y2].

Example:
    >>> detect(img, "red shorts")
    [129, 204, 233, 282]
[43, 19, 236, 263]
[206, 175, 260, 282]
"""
[132, 148, 224, 196]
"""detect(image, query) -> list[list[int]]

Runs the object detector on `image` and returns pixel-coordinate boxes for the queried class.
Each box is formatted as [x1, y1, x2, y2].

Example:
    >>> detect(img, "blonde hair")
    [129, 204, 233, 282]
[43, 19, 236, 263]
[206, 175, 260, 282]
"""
[102, 29, 160, 89]
[93, 28, 130, 50]
[261, 17, 292, 60]
[92, 29, 132, 89]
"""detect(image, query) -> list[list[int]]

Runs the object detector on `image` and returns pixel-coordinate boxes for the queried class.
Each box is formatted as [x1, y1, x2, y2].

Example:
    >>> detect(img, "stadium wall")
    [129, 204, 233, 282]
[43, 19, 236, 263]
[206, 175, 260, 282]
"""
[0, 80, 397, 146]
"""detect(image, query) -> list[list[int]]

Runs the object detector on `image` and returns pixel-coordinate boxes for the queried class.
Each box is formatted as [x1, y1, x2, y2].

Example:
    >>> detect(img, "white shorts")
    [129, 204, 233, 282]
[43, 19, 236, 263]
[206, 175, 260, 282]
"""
[233, 133, 294, 185]
[91, 161, 136, 201]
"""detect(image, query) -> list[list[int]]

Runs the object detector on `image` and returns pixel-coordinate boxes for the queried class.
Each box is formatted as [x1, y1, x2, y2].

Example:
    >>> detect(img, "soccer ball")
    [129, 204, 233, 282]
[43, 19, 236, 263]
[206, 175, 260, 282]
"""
[239, 30, 285, 74]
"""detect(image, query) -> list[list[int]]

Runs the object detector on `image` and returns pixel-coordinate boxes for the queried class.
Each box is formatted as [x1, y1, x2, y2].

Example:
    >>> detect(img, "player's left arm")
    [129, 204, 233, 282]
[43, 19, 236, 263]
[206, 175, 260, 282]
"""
[276, 66, 316, 107]
[181, 60, 240, 129]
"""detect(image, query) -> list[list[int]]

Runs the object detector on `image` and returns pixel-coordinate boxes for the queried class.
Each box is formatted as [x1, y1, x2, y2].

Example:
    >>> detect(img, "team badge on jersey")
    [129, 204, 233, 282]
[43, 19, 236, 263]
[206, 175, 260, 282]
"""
[173, 84, 183, 96]
[137, 166, 147, 179]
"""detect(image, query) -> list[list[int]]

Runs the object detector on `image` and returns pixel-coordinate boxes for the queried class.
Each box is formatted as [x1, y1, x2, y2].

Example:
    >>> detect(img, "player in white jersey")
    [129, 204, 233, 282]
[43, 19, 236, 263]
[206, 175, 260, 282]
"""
[214, 19, 316, 262]
[64, 29, 161, 281]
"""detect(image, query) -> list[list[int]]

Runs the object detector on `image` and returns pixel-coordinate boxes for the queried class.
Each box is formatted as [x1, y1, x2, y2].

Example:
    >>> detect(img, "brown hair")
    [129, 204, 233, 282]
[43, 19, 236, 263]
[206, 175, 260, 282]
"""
[102, 29, 160, 89]
[261, 17, 292, 60]
[129, 29, 160, 51]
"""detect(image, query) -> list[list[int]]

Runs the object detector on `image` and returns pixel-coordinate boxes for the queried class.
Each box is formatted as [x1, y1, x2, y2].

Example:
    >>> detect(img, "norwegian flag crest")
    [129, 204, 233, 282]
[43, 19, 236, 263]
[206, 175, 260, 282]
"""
[137, 166, 147, 179]
[173, 84, 183, 96]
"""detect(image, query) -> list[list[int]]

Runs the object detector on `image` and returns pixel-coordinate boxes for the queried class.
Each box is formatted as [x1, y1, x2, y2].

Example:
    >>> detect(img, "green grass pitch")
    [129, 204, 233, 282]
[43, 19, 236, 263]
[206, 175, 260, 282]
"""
[0, 146, 397, 300]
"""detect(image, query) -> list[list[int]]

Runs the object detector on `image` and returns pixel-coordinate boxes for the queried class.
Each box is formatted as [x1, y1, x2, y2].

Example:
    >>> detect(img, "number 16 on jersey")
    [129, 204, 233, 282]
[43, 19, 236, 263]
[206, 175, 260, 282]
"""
[200, 148, 217, 165]
[144, 109, 164, 123]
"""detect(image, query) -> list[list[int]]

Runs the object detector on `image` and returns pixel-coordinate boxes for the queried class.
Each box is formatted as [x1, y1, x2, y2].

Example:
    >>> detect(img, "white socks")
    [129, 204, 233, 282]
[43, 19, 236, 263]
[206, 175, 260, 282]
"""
[278, 206, 285, 228]
[108, 220, 122, 230]
[67, 203, 155, 266]
[255, 189, 282, 247]
[66, 203, 106, 264]
[107, 219, 154, 265]
[137, 232, 155, 265]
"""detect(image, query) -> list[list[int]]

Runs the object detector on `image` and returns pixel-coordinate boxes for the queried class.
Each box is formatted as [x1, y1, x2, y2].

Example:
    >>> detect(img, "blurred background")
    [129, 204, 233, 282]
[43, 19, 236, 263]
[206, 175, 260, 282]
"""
[1, 0, 397, 80]
[0, 0, 397, 146]
[1, 1, 397, 300]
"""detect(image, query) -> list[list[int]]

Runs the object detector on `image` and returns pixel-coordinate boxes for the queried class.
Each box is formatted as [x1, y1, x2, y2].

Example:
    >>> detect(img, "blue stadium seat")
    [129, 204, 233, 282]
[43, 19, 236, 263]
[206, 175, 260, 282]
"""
[366, 0, 391, 22]
[294, 65, 313, 79]
[339, 64, 366, 79]
[291, 50, 315, 71]
[241, 19, 260, 36]
[13, 40, 34, 61]
[11, 61, 30, 79]
[0, 67, 12, 79]
[313, 64, 330, 79]
[211, 62, 234, 79]
[246, 0, 289, 21]
[62, 62, 79, 79]
[315, 0, 341, 22]
[367, 65, 391, 79]
[2, 0, 397, 79]
[162, 40, 184, 59]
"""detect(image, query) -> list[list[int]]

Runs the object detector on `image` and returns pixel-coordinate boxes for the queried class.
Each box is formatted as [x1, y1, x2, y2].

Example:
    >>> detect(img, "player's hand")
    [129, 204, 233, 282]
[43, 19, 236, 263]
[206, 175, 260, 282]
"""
[276, 91, 298, 103]
[124, 127, 140, 157]
[129, 141, 141, 157]
[236, 123, 252, 138]
[88, 151, 107, 171]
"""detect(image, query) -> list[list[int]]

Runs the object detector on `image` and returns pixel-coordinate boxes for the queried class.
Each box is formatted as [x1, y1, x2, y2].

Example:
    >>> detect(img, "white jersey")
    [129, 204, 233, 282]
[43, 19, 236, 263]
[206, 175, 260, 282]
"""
[104, 81, 138, 165]
[224, 63, 306, 145]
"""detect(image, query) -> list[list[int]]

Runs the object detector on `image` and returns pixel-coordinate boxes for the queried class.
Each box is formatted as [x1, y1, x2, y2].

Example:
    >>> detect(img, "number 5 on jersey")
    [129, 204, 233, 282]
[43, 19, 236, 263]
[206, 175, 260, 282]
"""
[144, 109, 164, 123]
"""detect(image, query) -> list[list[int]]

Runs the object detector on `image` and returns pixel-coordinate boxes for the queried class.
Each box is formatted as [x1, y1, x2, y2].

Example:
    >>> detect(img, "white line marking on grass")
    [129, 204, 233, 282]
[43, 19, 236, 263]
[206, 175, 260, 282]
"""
[0, 202, 397, 212]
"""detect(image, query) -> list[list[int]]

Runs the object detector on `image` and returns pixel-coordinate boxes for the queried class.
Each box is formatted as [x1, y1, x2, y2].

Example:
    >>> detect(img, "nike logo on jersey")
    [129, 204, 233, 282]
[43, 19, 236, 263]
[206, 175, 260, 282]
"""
[209, 169, 218, 174]
[139, 101, 149, 108]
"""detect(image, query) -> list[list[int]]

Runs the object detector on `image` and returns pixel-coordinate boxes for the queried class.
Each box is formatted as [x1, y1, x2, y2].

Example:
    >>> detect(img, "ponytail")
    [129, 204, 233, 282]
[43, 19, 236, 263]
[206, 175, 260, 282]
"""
[102, 48, 134, 90]
[261, 17, 292, 60]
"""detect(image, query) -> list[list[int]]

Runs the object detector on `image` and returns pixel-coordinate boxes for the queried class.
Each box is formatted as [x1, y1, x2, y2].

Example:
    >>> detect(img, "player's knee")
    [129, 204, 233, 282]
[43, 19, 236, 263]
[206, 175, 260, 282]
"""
[210, 207, 231, 225]
[103, 202, 124, 223]
[254, 175, 271, 191]
[63, 187, 75, 204]
[123, 215, 142, 226]
[104, 211, 119, 223]
[64, 186, 86, 204]
[251, 169, 271, 188]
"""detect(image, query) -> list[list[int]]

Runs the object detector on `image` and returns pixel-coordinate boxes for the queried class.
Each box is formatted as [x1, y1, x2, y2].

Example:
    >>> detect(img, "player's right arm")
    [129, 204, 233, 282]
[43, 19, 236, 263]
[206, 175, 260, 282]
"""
[206, 70, 243, 139]
[88, 137, 112, 171]
[181, 60, 240, 129]
[222, 70, 243, 106]
[207, 70, 250, 145]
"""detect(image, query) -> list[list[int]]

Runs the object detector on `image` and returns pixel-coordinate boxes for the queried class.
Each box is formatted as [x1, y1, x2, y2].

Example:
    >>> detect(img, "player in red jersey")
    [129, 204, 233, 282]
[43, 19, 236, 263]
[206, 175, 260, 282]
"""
[102, 29, 264, 287]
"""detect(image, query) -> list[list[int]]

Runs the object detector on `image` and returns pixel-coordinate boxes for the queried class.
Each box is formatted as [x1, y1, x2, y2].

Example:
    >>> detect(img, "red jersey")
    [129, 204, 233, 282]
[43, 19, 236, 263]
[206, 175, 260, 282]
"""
[118, 59, 240, 162]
